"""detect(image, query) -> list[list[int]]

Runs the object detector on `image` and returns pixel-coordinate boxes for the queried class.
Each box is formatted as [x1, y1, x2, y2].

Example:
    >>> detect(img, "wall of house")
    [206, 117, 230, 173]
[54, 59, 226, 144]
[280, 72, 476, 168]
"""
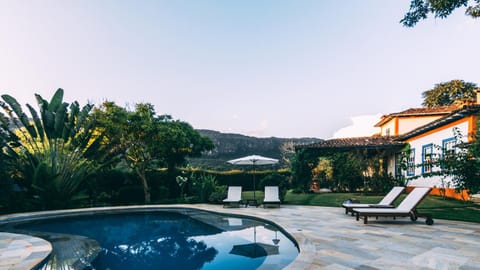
[380, 115, 446, 136]
[380, 119, 396, 136]
[404, 186, 470, 201]
[398, 116, 444, 135]
[405, 120, 469, 188]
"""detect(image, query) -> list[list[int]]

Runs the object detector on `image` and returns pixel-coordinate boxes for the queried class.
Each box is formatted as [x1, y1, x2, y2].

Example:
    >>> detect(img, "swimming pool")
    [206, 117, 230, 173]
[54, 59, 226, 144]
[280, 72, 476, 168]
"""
[0, 207, 299, 270]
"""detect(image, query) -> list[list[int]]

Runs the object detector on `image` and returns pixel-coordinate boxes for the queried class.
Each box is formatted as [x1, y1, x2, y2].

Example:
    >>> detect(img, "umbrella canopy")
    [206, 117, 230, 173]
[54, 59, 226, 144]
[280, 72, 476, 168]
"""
[230, 242, 279, 258]
[229, 225, 279, 259]
[227, 155, 279, 166]
[227, 155, 279, 201]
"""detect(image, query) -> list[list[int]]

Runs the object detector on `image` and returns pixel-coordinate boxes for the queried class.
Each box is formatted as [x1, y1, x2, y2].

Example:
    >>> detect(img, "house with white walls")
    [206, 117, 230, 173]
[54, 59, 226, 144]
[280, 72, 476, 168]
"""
[373, 106, 458, 181]
[298, 94, 480, 200]
[374, 106, 457, 137]
[393, 104, 479, 199]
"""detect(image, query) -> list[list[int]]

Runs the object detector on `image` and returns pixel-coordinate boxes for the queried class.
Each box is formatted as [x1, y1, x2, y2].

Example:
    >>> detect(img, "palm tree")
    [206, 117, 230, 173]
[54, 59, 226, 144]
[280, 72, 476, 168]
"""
[0, 89, 108, 209]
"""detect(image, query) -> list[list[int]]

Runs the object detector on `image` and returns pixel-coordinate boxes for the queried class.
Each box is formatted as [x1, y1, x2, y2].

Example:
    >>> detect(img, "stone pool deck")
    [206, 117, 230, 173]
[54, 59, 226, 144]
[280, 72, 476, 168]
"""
[1, 204, 480, 269]
[0, 232, 51, 270]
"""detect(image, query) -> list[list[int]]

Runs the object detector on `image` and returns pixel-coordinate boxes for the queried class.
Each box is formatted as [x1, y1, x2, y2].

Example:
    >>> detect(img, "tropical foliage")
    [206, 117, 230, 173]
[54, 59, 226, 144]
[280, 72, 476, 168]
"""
[290, 148, 317, 191]
[0, 90, 217, 212]
[401, 0, 480, 27]
[292, 146, 402, 194]
[421, 80, 479, 107]
[93, 101, 214, 203]
[259, 172, 288, 200]
[189, 173, 223, 203]
[431, 124, 480, 195]
[0, 89, 108, 209]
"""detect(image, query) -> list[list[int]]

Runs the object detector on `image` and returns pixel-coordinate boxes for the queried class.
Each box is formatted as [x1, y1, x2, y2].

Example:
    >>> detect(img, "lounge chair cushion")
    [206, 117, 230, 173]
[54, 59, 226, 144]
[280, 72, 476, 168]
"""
[342, 186, 405, 208]
[352, 187, 433, 225]
[342, 186, 405, 214]
[264, 186, 281, 203]
[223, 186, 243, 206]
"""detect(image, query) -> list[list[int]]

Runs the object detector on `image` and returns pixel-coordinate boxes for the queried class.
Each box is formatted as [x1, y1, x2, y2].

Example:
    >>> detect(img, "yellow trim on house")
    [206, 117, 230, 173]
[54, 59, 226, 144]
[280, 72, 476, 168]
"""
[394, 117, 399, 135]
[405, 118, 471, 142]
[468, 115, 477, 142]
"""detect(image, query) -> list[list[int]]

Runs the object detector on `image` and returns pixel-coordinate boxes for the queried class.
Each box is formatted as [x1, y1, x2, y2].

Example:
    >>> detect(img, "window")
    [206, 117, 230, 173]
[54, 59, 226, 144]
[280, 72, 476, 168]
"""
[407, 149, 415, 176]
[442, 137, 456, 169]
[385, 128, 391, 136]
[422, 144, 434, 174]
[442, 138, 456, 158]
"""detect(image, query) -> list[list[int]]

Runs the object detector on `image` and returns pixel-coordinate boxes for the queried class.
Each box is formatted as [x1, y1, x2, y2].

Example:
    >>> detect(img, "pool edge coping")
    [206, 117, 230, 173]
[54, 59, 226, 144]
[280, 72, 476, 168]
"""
[0, 204, 301, 269]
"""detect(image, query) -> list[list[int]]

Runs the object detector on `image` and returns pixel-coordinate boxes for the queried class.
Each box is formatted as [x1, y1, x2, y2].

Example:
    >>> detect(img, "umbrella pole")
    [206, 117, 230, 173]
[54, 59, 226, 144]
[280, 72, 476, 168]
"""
[253, 172, 256, 201]
[252, 163, 256, 202]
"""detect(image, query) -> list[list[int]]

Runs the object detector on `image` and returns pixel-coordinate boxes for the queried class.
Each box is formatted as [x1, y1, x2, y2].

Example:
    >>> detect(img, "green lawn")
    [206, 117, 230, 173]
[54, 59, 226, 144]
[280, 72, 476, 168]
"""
[242, 190, 480, 223]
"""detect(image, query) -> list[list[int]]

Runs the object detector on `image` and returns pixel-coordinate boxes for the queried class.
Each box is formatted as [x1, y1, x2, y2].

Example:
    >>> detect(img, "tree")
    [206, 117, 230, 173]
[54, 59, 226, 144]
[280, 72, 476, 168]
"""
[94, 102, 160, 203]
[279, 141, 296, 168]
[93, 102, 214, 203]
[156, 116, 214, 171]
[124, 103, 163, 204]
[435, 123, 480, 196]
[0, 89, 107, 209]
[311, 157, 333, 189]
[290, 149, 318, 191]
[421, 80, 479, 107]
[331, 152, 366, 192]
[401, 0, 480, 27]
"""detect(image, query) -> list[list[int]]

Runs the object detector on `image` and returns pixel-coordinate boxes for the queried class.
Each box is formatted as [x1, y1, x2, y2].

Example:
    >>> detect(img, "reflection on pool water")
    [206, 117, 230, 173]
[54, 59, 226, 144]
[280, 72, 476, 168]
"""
[3, 208, 298, 270]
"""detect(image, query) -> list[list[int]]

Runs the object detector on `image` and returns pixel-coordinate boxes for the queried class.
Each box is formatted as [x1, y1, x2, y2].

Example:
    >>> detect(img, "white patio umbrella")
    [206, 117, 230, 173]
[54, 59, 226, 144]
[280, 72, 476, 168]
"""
[229, 226, 279, 258]
[227, 155, 279, 201]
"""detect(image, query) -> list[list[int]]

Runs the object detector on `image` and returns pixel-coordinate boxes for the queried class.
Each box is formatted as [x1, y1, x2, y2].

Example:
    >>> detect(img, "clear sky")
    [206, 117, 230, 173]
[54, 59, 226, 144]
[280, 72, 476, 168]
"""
[1, 1, 479, 139]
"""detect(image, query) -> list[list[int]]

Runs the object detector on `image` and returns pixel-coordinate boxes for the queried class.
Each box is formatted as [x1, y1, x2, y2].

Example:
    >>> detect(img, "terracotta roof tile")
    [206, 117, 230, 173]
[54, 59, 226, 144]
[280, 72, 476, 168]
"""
[391, 105, 458, 116]
[399, 104, 480, 140]
[298, 136, 406, 150]
[375, 105, 457, 127]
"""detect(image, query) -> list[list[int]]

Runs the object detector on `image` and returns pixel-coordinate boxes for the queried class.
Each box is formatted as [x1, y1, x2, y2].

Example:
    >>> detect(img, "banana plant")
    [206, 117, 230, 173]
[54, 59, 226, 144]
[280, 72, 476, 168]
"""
[0, 88, 108, 209]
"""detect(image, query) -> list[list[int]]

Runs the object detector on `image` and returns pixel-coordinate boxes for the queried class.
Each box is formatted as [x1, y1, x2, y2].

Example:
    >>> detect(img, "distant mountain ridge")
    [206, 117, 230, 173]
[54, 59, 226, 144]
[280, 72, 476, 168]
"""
[187, 129, 322, 170]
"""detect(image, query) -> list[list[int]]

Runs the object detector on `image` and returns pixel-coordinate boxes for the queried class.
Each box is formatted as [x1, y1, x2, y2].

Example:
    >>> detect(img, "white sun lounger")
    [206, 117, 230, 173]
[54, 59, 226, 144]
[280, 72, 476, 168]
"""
[342, 186, 405, 215]
[263, 186, 281, 208]
[352, 187, 433, 225]
[223, 186, 243, 207]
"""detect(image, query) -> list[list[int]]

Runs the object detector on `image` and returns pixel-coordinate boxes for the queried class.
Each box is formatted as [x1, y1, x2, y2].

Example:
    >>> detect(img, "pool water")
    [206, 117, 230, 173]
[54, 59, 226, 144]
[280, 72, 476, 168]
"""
[8, 209, 298, 270]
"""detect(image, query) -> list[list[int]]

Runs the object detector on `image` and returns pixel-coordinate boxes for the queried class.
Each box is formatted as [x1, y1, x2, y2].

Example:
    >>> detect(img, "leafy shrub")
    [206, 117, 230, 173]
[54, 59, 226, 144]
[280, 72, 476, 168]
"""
[118, 186, 144, 204]
[152, 186, 170, 202]
[191, 173, 218, 202]
[367, 173, 402, 194]
[186, 196, 201, 203]
[209, 185, 227, 204]
[290, 188, 304, 194]
[96, 192, 113, 203]
[259, 172, 288, 200]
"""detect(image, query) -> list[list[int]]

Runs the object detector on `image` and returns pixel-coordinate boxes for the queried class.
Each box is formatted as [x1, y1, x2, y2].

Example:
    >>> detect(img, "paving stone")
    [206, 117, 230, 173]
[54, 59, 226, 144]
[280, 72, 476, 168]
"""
[1, 204, 480, 269]
[0, 232, 51, 270]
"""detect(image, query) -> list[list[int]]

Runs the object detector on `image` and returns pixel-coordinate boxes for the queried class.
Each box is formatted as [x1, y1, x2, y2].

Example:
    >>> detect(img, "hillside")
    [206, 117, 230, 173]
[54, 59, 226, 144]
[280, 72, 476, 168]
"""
[187, 129, 322, 170]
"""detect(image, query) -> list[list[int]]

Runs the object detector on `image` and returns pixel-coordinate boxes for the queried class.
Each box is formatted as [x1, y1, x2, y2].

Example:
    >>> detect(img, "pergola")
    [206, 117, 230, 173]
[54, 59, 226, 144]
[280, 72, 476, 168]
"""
[295, 136, 407, 192]
[296, 136, 407, 157]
